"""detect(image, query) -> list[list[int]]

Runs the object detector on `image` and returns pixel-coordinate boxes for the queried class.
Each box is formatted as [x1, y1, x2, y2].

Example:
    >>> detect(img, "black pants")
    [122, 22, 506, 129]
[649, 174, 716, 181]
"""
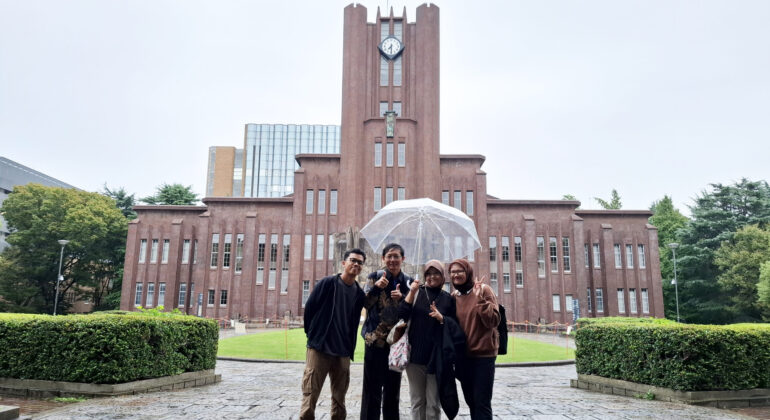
[361, 345, 402, 420]
[456, 356, 495, 420]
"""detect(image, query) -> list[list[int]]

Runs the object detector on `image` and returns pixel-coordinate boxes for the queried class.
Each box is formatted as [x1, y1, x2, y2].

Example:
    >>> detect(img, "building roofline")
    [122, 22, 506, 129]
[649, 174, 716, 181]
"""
[0, 156, 78, 190]
[439, 154, 486, 163]
[202, 197, 294, 204]
[295, 154, 341, 165]
[487, 199, 580, 207]
[134, 205, 207, 211]
[575, 209, 654, 217]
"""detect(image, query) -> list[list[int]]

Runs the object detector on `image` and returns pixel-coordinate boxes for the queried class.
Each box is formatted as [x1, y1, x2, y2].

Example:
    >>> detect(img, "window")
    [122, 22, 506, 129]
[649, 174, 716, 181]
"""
[380, 56, 389, 86]
[638, 244, 646, 268]
[270, 234, 278, 265]
[562, 237, 571, 272]
[193, 240, 198, 264]
[134, 283, 143, 307]
[466, 191, 473, 215]
[306, 190, 314, 214]
[490, 273, 498, 295]
[626, 244, 634, 268]
[178, 283, 187, 307]
[489, 237, 497, 262]
[182, 239, 190, 264]
[316, 234, 324, 261]
[586, 288, 592, 312]
[393, 101, 402, 116]
[328, 234, 334, 260]
[386, 143, 394, 167]
[552, 294, 561, 312]
[283, 234, 291, 266]
[330, 190, 338, 215]
[139, 239, 147, 263]
[617, 288, 626, 313]
[453, 190, 461, 211]
[549, 237, 558, 273]
[223, 234, 232, 268]
[441, 191, 449, 206]
[629, 288, 638, 313]
[566, 294, 574, 312]
[398, 143, 405, 167]
[537, 236, 546, 277]
[317, 190, 326, 214]
[207, 289, 214, 305]
[513, 237, 521, 269]
[386, 187, 393, 205]
[302, 280, 310, 307]
[210, 234, 219, 268]
[398, 187, 405, 201]
[584, 244, 590, 268]
[235, 234, 244, 272]
[502, 236, 510, 262]
[641, 288, 650, 313]
[146, 283, 155, 307]
[161, 239, 170, 263]
[374, 187, 382, 211]
[158, 282, 165, 307]
[220, 290, 228, 306]
[504, 272, 512, 292]
[150, 239, 159, 263]
[593, 244, 601, 268]
[189, 283, 194, 306]
[269, 268, 276, 289]
[393, 55, 402, 86]
[595, 288, 604, 312]
[304, 234, 312, 260]
[379, 101, 388, 116]
[614, 244, 622, 268]
[257, 233, 266, 284]
[374, 143, 382, 167]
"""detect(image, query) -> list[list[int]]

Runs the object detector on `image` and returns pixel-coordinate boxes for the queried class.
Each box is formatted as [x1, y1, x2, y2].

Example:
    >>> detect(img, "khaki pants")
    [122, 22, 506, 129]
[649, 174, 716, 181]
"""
[405, 363, 440, 420]
[300, 348, 351, 420]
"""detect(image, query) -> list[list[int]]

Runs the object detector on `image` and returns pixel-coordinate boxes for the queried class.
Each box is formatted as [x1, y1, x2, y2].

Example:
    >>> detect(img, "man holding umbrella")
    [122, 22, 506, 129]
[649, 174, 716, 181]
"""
[361, 243, 412, 420]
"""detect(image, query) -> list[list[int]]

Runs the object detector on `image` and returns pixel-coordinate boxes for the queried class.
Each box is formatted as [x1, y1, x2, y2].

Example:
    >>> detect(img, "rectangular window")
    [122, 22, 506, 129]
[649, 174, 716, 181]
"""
[466, 191, 473, 215]
[638, 244, 646, 268]
[584, 244, 590, 268]
[641, 288, 650, 313]
[379, 101, 388, 116]
[270, 234, 278, 264]
[595, 288, 604, 312]
[328, 234, 334, 261]
[150, 239, 159, 263]
[614, 244, 622, 268]
[393, 55, 402, 86]
[617, 288, 626, 313]
[441, 190, 449, 206]
[393, 101, 402, 116]
[502, 236, 510, 262]
[398, 187, 405, 201]
[317, 190, 326, 214]
[134, 283, 143, 307]
[489, 237, 497, 262]
[181, 239, 190, 264]
[380, 56, 388, 86]
[210, 234, 219, 268]
[316, 234, 324, 261]
[549, 237, 558, 273]
[593, 244, 601, 268]
[220, 290, 228, 306]
[398, 143, 405, 167]
[257, 233, 266, 283]
[386, 143, 394, 167]
[374, 187, 382, 211]
[514, 237, 522, 271]
[268, 268, 276, 289]
[146, 283, 155, 307]
[562, 237, 571, 272]
[235, 234, 244, 272]
[552, 294, 561, 312]
[586, 288, 592, 312]
[283, 234, 291, 265]
[385, 187, 393, 205]
[161, 239, 170, 263]
[453, 190, 462, 211]
[302, 280, 310, 307]
[178, 283, 187, 307]
[193, 240, 198, 264]
[306, 190, 314, 214]
[208, 289, 215, 305]
[330, 190, 338, 214]
[626, 244, 634, 268]
[489, 272, 498, 295]
[223, 234, 232, 268]
[629, 288, 638, 313]
[304, 234, 312, 260]
[566, 294, 574, 312]
[537, 236, 546, 277]
[515, 272, 523, 288]
[504, 272, 512, 292]
[374, 143, 382, 167]
[158, 282, 165, 307]
[139, 239, 147, 263]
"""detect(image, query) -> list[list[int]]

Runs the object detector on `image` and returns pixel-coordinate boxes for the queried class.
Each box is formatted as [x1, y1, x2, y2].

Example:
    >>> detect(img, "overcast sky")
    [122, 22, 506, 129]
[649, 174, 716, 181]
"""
[1, 0, 768, 215]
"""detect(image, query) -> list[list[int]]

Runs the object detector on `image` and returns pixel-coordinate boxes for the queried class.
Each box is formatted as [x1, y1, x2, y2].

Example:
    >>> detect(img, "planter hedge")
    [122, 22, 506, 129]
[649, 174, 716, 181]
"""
[0, 312, 218, 384]
[575, 317, 770, 391]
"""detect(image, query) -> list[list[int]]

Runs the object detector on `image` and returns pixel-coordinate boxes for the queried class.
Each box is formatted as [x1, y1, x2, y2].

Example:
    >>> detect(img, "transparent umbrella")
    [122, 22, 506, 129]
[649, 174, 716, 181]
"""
[360, 198, 482, 266]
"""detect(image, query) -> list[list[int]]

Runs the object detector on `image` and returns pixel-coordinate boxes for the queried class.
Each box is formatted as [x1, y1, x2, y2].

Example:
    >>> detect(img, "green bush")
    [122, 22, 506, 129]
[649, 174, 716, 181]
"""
[575, 317, 770, 391]
[0, 311, 218, 384]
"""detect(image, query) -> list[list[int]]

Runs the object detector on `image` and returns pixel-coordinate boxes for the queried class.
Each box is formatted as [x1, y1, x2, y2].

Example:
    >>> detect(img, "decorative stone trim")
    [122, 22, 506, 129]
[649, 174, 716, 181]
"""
[0, 370, 220, 399]
[571, 374, 770, 408]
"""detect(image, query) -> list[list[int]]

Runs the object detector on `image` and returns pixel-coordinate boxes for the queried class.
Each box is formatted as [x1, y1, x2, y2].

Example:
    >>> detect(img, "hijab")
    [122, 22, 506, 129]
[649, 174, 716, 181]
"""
[449, 258, 474, 295]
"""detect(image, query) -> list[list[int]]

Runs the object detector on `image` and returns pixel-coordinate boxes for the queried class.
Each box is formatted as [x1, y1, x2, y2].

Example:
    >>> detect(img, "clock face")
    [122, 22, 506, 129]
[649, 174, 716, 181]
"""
[379, 36, 403, 59]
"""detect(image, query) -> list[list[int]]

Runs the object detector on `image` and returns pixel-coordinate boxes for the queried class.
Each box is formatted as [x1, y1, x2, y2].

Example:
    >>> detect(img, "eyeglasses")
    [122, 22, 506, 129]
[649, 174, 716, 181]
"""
[347, 258, 364, 266]
[449, 270, 465, 275]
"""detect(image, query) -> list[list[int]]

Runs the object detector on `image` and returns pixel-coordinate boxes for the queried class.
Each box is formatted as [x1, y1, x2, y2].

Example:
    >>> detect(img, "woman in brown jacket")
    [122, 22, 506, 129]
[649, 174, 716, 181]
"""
[448, 258, 500, 420]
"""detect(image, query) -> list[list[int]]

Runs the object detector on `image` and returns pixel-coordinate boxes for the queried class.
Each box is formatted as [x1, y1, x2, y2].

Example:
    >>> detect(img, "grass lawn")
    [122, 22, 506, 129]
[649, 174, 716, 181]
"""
[218, 328, 575, 362]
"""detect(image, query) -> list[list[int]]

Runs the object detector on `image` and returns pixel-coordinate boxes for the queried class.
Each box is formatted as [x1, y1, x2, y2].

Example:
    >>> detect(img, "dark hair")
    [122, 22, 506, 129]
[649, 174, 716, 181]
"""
[343, 248, 366, 263]
[382, 243, 405, 258]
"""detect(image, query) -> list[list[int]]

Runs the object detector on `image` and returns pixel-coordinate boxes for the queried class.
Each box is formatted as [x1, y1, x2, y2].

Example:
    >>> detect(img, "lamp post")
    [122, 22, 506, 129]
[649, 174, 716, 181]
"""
[53, 239, 70, 316]
[668, 242, 680, 323]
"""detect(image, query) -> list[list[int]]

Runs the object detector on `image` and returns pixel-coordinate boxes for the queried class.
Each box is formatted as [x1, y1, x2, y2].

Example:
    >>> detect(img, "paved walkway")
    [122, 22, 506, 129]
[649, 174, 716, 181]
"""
[30, 360, 757, 420]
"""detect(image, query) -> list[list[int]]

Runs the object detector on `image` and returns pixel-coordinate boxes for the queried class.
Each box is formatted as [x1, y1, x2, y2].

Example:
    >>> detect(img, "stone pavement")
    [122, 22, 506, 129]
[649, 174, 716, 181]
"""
[31, 360, 756, 420]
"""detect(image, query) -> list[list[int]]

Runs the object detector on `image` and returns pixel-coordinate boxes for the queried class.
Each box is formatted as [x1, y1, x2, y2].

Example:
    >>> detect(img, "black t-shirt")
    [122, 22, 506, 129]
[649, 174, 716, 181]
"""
[321, 276, 359, 357]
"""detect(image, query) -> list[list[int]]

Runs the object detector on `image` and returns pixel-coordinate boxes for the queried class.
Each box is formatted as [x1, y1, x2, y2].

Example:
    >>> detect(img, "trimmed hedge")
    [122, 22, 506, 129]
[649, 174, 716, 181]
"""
[0, 312, 218, 384]
[575, 317, 770, 391]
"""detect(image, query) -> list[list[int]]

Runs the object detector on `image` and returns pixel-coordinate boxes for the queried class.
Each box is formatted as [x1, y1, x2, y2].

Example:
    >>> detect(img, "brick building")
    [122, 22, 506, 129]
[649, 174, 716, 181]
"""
[120, 4, 665, 322]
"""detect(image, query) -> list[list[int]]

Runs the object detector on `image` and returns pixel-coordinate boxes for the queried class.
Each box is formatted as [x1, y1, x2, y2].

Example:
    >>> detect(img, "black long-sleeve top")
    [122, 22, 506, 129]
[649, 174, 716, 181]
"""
[398, 285, 456, 366]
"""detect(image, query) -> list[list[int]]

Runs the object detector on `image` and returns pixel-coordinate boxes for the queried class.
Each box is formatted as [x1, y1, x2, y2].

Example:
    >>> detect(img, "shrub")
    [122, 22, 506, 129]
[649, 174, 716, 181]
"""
[0, 312, 218, 384]
[575, 317, 770, 391]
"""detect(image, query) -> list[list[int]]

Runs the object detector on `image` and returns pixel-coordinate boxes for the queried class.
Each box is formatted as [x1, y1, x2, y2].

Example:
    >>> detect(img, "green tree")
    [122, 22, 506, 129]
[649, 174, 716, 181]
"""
[594, 189, 622, 209]
[102, 185, 137, 219]
[648, 195, 689, 320]
[0, 184, 128, 314]
[714, 225, 770, 321]
[141, 183, 198, 205]
[758, 261, 770, 308]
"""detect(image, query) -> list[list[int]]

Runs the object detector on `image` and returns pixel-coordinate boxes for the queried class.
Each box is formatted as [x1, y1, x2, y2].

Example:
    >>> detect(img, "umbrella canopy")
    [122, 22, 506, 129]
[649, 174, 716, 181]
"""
[360, 197, 482, 265]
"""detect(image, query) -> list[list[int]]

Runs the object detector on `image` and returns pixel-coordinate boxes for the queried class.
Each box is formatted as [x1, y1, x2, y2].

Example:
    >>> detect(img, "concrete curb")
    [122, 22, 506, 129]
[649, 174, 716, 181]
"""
[216, 356, 575, 368]
[0, 405, 20, 420]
